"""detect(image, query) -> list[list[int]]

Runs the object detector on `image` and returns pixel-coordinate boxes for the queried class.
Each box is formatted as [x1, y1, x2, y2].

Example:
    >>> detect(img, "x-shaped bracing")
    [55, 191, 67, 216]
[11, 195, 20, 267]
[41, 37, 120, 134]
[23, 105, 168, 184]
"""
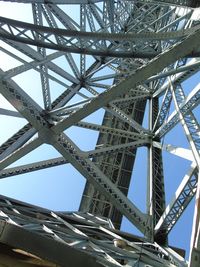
[1, 25, 200, 238]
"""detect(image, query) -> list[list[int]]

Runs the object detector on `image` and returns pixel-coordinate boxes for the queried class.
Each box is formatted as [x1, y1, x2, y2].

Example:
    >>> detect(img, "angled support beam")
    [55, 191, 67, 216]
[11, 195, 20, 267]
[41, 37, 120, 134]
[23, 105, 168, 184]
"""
[32, 3, 52, 110]
[1, 16, 200, 59]
[53, 26, 200, 134]
[171, 83, 200, 167]
[153, 88, 172, 131]
[75, 121, 149, 140]
[155, 162, 198, 237]
[0, 108, 23, 118]
[86, 140, 149, 157]
[189, 170, 200, 267]
[0, 124, 35, 161]
[155, 83, 200, 138]
[148, 59, 200, 83]
[0, 139, 149, 179]
[153, 141, 197, 161]
[140, 0, 200, 7]
[41, 5, 80, 79]
[0, 0, 199, 7]
[105, 104, 150, 134]
[0, 138, 42, 171]
[53, 133, 150, 235]
[0, 76, 150, 235]
[153, 59, 200, 98]
[0, 79, 48, 130]
[0, 46, 73, 89]
[1, 39, 79, 84]
[0, 157, 66, 179]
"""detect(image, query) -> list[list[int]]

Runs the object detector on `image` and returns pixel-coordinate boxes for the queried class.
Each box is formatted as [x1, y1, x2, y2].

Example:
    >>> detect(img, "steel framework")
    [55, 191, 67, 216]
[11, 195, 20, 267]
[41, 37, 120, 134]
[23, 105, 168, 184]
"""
[0, 0, 200, 266]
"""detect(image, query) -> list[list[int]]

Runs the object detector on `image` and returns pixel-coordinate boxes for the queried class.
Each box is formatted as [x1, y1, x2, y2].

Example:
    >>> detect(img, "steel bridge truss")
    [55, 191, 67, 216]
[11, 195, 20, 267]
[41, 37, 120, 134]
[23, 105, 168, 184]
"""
[0, 0, 200, 266]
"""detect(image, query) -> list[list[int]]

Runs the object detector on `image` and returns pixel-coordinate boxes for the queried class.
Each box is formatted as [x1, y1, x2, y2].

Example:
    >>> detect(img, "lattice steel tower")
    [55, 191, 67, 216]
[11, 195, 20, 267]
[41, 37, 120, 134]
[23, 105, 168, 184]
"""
[0, 0, 200, 266]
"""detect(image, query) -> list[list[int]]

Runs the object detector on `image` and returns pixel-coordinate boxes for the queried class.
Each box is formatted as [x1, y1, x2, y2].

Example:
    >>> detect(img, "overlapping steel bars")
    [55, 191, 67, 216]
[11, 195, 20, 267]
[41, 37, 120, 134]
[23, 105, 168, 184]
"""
[0, 1, 199, 266]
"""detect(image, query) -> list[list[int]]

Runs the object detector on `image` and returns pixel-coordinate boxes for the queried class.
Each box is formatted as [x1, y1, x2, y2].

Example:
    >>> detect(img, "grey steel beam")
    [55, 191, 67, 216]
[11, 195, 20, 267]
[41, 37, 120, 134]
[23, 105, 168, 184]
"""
[2, 39, 79, 84]
[153, 88, 172, 131]
[153, 59, 200, 98]
[53, 27, 200, 134]
[155, 162, 198, 237]
[0, 124, 36, 161]
[0, 108, 23, 118]
[172, 84, 200, 167]
[0, 139, 148, 179]
[1, 16, 200, 59]
[76, 121, 149, 140]
[41, 5, 80, 79]
[0, 47, 72, 87]
[0, 0, 198, 8]
[148, 59, 200, 83]
[0, 79, 48, 130]
[48, 4, 80, 30]
[32, 3, 52, 110]
[189, 171, 200, 267]
[53, 133, 150, 234]
[0, 157, 66, 178]
[140, 0, 200, 7]
[149, 97, 166, 244]
[86, 140, 149, 157]
[105, 104, 150, 134]
[155, 83, 200, 138]
[80, 97, 147, 229]
[0, 138, 42, 171]
[0, 76, 150, 235]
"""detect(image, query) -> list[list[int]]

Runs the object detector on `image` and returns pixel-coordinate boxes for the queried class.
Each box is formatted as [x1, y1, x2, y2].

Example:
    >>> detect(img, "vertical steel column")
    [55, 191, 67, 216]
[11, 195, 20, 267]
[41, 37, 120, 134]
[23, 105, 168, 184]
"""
[151, 97, 167, 244]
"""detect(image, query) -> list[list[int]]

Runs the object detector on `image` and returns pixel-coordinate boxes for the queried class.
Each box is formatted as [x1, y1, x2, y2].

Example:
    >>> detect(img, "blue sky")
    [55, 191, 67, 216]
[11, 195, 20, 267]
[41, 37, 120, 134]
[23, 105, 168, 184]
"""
[0, 2, 199, 260]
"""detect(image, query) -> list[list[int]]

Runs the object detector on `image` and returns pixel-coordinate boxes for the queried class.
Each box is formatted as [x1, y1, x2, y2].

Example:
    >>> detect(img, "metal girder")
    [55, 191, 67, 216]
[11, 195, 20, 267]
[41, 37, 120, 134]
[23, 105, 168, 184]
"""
[0, 79, 48, 130]
[1, 16, 200, 58]
[2, 39, 79, 84]
[153, 87, 173, 131]
[0, 1, 200, 265]
[105, 104, 150, 134]
[153, 58, 200, 98]
[86, 140, 149, 157]
[189, 171, 200, 267]
[139, 0, 200, 7]
[155, 83, 200, 138]
[0, 137, 42, 171]
[0, 124, 35, 161]
[172, 83, 200, 167]
[0, 47, 69, 85]
[148, 59, 200, 84]
[148, 97, 166, 244]
[76, 121, 149, 140]
[48, 4, 80, 30]
[0, 0, 199, 8]
[80, 96, 147, 229]
[0, 76, 150, 235]
[155, 162, 198, 237]
[0, 157, 66, 178]
[32, 3, 52, 110]
[53, 27, 200, 134]
[41, 5, 81, 78]
[0, 108, 23, 118]
[0, 138, 148, 172]
[54, 133, 150, 234]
